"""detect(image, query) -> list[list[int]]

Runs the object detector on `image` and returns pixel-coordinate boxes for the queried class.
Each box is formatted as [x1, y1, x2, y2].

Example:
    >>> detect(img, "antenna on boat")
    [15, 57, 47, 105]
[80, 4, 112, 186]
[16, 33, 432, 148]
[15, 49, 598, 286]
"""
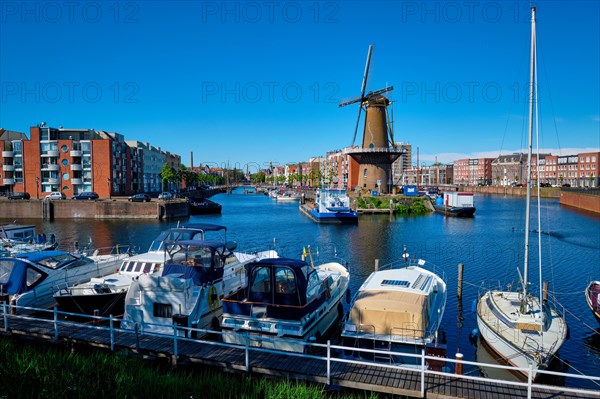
[402, 245, 409, 266]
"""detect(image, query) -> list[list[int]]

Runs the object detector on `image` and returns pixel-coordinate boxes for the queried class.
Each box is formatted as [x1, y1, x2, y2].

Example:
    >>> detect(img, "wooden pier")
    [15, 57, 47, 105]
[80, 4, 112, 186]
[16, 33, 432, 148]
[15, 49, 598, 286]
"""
[2, 307, 599, 399]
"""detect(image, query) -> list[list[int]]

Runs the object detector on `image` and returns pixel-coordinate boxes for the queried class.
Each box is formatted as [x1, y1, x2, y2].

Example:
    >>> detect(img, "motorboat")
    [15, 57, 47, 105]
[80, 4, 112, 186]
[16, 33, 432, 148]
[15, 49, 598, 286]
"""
[0, 248, 131, 311]
[221, 257, 350, 353]
[53, 224, 227, 317]
[585, 281, 600, 323]
[476, 7, 568, 381]
[188, 197, 222, 215]
[121, 240, 278, 336]
[0, 223, 58, 255]
[341, 254, 446, 368]
[301, 189, 358, 223]
[275, 192, 301, 202]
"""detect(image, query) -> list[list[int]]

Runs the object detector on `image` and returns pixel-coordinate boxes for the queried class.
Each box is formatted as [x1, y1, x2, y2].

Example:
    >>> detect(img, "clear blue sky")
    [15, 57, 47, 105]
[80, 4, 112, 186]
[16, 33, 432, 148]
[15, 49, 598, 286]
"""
[1, 0, 598, 171]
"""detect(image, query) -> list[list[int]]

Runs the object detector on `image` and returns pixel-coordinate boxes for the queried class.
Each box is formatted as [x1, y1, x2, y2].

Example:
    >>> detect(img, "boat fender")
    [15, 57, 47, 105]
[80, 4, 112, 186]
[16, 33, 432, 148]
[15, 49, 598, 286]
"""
[471, 299, 477, 313]
[468, 328, 479, 345]
[207, 285, 219, 311]
[346, 289, 351, 304]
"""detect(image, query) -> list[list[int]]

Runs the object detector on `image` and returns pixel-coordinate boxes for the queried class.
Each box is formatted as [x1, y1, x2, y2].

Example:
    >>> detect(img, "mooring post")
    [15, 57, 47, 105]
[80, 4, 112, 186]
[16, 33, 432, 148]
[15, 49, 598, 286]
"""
[93, 309, 99, 326]
[455, 353, 463, 375]
[420, 347, 425, 397]
[457, 263, 464, 300]
[374, 259, 379, 271]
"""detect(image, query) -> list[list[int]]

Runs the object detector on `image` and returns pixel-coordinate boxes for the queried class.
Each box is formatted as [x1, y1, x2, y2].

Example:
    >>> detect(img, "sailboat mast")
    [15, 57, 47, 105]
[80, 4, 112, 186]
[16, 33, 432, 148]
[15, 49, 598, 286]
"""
[522, 6, 536, 302]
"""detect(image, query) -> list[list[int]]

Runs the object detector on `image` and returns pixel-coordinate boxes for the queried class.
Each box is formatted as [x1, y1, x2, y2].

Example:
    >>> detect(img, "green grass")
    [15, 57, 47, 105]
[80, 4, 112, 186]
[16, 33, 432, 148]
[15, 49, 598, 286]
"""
[0, 337, 399, 399]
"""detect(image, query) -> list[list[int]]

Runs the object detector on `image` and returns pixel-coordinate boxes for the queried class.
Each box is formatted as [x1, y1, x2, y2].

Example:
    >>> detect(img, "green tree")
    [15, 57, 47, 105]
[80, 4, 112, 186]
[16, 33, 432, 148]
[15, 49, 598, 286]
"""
[160, 164, 176, 192]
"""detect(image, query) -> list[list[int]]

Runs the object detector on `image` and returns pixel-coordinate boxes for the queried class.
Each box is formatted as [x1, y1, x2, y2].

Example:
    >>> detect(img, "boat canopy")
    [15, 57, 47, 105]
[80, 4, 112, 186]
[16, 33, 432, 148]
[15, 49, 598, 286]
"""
[162, 240, 232, 284]
[181, 223, 226, 233]
[0, 258, 47, 295]
[349, 290, 429, 338]
[247, 258, 311, 306]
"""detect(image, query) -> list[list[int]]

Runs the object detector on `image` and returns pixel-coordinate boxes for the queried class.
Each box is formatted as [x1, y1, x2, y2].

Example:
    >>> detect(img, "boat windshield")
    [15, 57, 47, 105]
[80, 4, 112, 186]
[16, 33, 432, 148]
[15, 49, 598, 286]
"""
[37, 253, 82, 270]
[148, 229, 206, 252]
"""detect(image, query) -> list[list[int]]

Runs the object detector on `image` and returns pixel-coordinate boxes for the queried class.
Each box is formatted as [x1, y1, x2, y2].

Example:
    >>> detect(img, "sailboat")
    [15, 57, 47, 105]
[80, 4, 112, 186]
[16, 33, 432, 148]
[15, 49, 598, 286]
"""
[476, 6, 568, 381]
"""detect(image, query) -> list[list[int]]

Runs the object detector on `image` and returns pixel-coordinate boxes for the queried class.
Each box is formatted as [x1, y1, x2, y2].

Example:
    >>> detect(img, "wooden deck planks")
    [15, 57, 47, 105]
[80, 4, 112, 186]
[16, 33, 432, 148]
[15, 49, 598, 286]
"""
[1, 315, 599, 399]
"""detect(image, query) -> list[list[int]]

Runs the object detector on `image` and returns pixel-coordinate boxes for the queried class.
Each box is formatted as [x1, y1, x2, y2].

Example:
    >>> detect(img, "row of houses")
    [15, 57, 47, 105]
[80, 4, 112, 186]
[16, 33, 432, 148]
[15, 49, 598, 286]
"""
[1, 124, 181, 198]
[265, 144, 599, 191]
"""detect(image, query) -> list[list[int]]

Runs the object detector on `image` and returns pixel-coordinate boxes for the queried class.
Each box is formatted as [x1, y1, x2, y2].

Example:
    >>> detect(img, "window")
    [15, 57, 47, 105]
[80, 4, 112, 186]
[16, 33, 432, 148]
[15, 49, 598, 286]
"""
[61, 159, 68, 166]
[61, 145, 68, 153]
[251, 266, 271, 293]
[275, 267, 296, 294]
[26, 268, 44, 287]
[62, 173, 69, 181]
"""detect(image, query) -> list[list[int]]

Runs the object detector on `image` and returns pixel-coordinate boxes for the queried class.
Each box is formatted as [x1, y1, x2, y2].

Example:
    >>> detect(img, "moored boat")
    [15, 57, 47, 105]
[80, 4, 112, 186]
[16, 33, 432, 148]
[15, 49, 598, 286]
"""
[301, 189, 358, 224]
[433, 191, 475, 217]
[476, 7, 568, 381]
[121, 240, 278, 335]
[53, 224, 226, 317]
[586, 281, 600, 323]
[341, 253, 447, 368]
[188, 197, 222, 215]
[275, 192, 301, 202]
[1, 223, 58, 255]
[0, 247, 131, 311]
[221, 257, 350, 353]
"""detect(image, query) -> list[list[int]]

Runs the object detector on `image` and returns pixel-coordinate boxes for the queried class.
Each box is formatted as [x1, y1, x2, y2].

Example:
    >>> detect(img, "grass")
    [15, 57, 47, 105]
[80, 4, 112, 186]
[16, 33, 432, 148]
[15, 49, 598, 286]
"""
[0, 337, 398, 399]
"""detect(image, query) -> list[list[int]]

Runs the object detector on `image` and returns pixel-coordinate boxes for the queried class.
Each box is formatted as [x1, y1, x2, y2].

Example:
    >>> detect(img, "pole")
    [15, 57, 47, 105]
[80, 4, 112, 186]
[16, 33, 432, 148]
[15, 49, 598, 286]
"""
[374, 259, 379, 271]
[457, 263, 464, 300]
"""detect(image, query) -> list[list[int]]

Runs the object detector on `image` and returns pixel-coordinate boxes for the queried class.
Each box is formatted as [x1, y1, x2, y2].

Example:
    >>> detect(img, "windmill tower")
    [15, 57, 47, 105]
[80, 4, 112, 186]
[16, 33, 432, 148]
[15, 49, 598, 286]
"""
[339, 45, 403, 194]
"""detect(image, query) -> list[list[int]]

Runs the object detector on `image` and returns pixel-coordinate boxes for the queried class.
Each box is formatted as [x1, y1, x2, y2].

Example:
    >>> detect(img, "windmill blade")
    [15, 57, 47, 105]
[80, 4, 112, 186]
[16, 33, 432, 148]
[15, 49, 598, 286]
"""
[339, 95, 363, 108]
[386, 100, 395, 145]
[368, 86, 394, 98]
[351, 44, 374, 146]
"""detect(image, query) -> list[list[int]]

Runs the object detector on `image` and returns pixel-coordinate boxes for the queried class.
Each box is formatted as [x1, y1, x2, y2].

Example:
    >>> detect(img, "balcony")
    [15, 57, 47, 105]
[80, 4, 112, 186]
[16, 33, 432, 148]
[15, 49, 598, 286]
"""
[2, 178, 15, 185]
[71, 178, 83, 185]
[71, 164, 83, 171]
[45, 150, 60, 157]
[2, 151, 13, 158]
[70, 150, 82, 157]
[2, 164, 14, 171]
[42, 164, 59, 171]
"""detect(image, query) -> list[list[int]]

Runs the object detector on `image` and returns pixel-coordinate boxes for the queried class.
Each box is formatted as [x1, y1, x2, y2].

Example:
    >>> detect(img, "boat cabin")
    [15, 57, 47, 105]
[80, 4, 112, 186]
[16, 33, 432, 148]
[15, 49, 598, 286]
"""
[147, 224, 227, 253]
[223, 258, 330, 320]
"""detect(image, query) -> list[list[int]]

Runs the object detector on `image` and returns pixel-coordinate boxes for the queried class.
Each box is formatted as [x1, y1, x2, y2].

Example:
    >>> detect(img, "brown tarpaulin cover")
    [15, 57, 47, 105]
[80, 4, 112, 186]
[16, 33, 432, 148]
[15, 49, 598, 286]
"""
[349, 290, 429, 338]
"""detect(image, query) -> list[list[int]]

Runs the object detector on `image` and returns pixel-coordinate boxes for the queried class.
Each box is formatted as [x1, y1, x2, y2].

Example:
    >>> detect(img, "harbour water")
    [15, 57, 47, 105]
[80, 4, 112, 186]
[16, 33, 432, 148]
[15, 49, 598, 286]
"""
[2, 189, 599, 388]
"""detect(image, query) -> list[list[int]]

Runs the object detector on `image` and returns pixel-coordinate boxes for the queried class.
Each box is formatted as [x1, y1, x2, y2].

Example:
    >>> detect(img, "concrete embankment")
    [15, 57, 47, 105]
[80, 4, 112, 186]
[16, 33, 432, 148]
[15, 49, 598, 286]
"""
[0, 199, 189, 220]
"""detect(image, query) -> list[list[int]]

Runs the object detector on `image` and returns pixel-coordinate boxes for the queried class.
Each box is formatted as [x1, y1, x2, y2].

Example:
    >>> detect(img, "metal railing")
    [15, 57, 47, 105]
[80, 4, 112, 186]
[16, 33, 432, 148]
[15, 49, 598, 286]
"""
[1, 304, 599, 399]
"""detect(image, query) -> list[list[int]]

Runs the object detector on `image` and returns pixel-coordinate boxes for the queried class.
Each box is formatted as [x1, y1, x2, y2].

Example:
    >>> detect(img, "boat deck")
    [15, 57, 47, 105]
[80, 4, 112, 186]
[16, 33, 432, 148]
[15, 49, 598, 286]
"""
[2, 310, 597, 399]
[478, 291, 567, 359]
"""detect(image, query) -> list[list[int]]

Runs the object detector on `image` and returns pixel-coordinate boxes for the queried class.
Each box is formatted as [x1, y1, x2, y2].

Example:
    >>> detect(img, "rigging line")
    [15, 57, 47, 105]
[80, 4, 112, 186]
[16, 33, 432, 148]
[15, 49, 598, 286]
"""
[550, 293, 600, 336]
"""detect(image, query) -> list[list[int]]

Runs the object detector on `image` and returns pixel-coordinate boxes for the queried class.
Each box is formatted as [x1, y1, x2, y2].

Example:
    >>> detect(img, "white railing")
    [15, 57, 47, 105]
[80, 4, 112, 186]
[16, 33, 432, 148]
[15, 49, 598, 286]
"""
[1, 304, 599, 399]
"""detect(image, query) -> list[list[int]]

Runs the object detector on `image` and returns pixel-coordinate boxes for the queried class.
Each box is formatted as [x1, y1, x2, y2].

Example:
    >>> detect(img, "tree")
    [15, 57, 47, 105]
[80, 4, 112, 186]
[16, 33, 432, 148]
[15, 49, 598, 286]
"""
[160, 164, 176, 192]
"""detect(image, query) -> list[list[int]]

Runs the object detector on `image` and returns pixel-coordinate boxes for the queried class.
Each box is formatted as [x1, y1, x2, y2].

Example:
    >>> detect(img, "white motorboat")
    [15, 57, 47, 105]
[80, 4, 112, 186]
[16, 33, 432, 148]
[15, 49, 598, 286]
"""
[221, 257, 349, 353]
[121, 240, 278, 336]
[53, 224, 227, 317]
[341, 254, 446, 368]
[476, 6, 568, 381]
[0, 247, 130, 311]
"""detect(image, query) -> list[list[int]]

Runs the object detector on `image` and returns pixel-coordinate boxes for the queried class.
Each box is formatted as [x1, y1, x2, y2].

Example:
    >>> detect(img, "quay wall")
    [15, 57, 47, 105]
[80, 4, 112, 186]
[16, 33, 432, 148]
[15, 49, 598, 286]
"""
[462, 185, 561, 198]
[560, 190, 600, 214]
[0, 199, 190, 219]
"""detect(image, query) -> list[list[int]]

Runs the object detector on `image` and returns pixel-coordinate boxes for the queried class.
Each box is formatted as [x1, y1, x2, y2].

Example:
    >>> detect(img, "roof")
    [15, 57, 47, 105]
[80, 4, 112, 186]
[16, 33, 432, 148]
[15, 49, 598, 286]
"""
[167, 239, 226, 250]
[181, 223, 226, 232]
[253, 257, 308, 270]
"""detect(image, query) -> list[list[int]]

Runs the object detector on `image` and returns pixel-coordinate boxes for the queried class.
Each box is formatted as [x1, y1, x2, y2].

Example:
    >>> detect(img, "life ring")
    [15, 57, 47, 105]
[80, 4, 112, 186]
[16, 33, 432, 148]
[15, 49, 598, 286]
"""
[207, 285, 219, 311]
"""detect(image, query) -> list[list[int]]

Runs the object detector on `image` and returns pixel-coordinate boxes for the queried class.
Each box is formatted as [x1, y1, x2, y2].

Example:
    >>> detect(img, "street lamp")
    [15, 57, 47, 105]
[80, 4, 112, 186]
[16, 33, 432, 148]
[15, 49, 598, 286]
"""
[107, 178, 111, 199]
[35, 177, 39, 199]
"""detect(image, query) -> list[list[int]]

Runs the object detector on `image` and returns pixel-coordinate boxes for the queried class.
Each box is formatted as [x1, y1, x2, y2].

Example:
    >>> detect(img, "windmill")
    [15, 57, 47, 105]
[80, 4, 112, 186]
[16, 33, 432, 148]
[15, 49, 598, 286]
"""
[339, 44, 403, 194]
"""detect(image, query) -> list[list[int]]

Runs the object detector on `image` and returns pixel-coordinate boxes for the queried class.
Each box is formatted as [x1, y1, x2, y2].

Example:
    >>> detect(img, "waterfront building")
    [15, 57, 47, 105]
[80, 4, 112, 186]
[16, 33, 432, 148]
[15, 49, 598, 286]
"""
[0, 124, 180, 197]
[391, 142, 412, 187]
[577, 152, 599, 187]
[557, 155, 579, 187]
[0, 129, 28, 195]
[453, 158, 494, 186]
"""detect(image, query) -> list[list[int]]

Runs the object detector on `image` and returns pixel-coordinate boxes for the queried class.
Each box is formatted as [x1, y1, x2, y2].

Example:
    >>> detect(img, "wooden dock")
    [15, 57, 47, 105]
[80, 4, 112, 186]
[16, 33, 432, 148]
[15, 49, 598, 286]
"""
[2, 309, 599, 399]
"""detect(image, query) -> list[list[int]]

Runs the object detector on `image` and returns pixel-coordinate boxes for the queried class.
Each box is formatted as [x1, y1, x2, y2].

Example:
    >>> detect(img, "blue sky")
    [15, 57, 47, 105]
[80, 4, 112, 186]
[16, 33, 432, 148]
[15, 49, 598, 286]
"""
[1, 0, 598, 171]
